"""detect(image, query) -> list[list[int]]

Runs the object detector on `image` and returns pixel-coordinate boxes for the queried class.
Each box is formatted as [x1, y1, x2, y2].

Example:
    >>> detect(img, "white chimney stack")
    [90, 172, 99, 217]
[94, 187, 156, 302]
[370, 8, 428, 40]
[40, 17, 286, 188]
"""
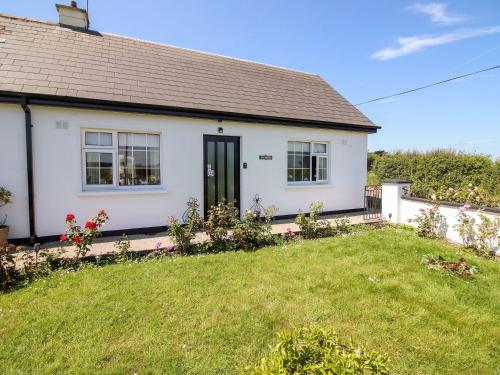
[55, 1, 89, 30]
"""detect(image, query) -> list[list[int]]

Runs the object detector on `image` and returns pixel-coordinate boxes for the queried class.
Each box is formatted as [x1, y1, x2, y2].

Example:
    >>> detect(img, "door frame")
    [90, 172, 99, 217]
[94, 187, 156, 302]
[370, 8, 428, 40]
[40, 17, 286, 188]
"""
[202, 134, 241, 217]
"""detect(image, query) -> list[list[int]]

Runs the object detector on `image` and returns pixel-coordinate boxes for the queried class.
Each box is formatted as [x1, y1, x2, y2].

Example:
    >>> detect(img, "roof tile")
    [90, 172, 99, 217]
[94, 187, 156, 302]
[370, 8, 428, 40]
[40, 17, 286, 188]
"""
[0, 14, 376, 128]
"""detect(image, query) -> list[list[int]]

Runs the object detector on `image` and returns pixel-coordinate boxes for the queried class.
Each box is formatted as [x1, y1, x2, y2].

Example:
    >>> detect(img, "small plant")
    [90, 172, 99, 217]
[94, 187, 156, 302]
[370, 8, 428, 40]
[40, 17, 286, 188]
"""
[148, 241, 175, 258]
[204, 199, 240, 250]
[410, 198, 446, 238]
[333, 216, 352, 235]
[476, 214, 499, 257]
[60, 210, 109, 260]
[0, 187, 12, 229]
[454, 204, 476, 248]
[168, 197, 202, 254]
[114, 234, 134, 260]
[0, 243, 19, 290]
[421, 254, 479, 278]
[295, 201, 331, 239]
[240, 325, 390, 374]
[283, 227, 296, 242]
[232, 206, 277, 249]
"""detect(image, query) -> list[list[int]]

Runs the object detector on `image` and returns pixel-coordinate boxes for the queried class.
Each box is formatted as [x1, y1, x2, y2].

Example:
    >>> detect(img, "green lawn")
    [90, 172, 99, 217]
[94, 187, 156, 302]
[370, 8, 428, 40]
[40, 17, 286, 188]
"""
[0, 227, 498, 374]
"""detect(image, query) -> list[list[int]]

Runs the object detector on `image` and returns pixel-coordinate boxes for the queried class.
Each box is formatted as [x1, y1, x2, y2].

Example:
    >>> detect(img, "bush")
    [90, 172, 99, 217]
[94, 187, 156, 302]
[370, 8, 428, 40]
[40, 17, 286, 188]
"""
[241, 325, 390, 374]
[0, 187, 12, 228]
[232, 206, 277, 249]
[410, 200, 446, 238]
[60, 210, 109, 259]
[1, 243, 59, 291]
[476, 214, 500, 256]
[371, 150, 500, 207]
[204, 199, 240, 250]
[295, 202, 331, 239]
[168, 198, 202, 254]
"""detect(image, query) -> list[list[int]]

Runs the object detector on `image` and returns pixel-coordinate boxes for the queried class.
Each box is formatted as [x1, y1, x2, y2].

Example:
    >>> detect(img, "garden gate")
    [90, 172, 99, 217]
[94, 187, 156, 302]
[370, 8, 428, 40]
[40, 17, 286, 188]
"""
[364, 185, 382, 221]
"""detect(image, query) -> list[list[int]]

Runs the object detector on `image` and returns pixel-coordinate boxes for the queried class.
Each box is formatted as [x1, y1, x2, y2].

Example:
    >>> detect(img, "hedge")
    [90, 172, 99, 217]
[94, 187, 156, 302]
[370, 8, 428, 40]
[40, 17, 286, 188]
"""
[370, 150, 500, 207]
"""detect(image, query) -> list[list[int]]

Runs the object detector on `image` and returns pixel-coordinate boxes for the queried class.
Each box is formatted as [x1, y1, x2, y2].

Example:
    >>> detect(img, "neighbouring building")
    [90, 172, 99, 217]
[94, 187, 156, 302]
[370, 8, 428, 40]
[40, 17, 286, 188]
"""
[0, 2, 379, 242]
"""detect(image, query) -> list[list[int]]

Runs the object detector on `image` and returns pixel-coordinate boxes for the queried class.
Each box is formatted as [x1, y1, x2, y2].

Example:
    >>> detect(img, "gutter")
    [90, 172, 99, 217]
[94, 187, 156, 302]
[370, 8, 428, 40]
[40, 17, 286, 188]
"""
[21, 98, 36, 243]
[0, 92, 380, 133]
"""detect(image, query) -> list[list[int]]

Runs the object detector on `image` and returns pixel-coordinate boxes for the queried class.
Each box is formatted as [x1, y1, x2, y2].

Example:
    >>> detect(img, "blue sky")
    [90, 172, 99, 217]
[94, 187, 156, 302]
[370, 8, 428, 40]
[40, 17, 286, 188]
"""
[3, 0, 500, 157]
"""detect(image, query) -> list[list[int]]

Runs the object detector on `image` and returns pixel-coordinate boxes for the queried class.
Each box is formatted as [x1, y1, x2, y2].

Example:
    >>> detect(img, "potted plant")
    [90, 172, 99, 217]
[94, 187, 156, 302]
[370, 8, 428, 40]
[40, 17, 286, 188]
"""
[0, 187, 12, 245]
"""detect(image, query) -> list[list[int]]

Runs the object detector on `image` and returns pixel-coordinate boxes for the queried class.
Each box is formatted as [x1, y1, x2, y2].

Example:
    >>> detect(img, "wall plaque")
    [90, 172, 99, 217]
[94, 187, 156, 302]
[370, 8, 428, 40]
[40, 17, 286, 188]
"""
[259, 155, 272, 160]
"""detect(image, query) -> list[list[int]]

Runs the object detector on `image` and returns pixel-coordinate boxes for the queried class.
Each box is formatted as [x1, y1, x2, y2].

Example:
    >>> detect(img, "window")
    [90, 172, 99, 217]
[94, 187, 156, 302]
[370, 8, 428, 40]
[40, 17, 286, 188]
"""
[82, 130, 161, 189]
[287, 141, 328, 183]
[118, 133, 161, 186]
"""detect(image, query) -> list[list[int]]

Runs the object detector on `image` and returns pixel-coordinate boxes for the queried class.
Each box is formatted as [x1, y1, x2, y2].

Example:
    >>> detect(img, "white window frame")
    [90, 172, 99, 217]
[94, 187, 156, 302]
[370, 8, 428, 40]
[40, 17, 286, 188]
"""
[81, 129, 162, 191]
[287, 140, 329, 185]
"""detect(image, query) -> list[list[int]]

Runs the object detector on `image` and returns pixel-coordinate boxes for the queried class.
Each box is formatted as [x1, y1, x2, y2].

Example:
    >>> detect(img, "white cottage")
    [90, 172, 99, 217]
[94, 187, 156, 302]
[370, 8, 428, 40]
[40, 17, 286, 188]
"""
[0, 3, 379, 243]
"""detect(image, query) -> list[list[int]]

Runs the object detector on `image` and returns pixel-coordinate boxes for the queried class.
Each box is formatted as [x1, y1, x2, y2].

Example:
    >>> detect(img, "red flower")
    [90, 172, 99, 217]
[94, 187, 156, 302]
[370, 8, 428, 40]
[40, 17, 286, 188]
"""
[85, 221, 97, 230]
[60, 234, 68, 241]
[66, 213, 75, 222]
[73, 236, 81, 244]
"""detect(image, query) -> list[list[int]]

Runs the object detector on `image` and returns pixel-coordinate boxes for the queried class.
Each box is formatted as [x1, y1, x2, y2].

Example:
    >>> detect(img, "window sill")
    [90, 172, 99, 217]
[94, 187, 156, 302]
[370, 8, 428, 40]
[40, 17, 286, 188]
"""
[77, 187, 169, 197]
[284, 184, 333, 189]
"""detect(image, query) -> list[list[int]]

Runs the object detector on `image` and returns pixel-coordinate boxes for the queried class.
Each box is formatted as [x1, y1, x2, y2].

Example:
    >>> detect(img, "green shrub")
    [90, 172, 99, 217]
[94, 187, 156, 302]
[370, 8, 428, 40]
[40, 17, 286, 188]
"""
[168, 198, 202, 254]
[232, 206, 277, 249]
[241, 325, 390, 374]
[204, 199, 240, 250]
[371, 150, 500, 207]
[295, 202, 331, 239]
[410, 201, 446, 239]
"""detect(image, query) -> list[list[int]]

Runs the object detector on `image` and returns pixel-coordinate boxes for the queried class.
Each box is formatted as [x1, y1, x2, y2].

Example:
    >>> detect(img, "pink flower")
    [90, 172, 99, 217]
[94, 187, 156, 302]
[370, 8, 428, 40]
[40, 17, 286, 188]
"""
[154, 241, 163, 250]
[166, 245, 175, 252]
[60, 234, 68, 241]
[73, 236, 81, 244]
[66, 213, 75, 222]
[419, 208, 425, 213]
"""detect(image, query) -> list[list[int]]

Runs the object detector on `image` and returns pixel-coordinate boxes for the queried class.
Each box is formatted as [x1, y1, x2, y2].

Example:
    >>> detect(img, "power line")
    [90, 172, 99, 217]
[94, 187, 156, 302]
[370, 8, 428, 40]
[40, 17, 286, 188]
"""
[354, 64, 500, 106]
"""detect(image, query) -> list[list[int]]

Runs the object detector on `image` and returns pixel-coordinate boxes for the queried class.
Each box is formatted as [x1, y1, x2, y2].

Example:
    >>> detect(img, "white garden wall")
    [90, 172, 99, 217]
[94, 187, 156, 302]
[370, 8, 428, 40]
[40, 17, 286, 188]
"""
[382, 180, 500, 252]
[0, 103, 368, 240]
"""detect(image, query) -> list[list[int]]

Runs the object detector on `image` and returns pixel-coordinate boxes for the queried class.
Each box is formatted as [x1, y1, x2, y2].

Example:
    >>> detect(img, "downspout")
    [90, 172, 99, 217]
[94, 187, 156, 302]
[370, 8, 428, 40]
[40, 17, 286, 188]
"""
[21, 98, 36, 243]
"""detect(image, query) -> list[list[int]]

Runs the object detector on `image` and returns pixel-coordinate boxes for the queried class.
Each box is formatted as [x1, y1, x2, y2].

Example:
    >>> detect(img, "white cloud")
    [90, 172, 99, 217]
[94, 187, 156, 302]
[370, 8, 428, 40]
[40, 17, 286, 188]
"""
[371, 26, 500, 60]
[409, 2, 464, 25]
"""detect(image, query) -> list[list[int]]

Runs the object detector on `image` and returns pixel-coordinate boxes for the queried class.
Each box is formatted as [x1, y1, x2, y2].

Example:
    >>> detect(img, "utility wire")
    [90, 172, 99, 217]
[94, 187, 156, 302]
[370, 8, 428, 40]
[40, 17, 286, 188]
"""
[354, 64, 500, 106]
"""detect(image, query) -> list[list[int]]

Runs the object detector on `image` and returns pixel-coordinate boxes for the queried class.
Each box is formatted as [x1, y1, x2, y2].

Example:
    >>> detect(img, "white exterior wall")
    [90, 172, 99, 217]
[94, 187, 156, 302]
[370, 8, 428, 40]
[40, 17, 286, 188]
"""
[0, 104, 368, 239]
[0, 104, 30, 239]
[382, 181, 499, 252]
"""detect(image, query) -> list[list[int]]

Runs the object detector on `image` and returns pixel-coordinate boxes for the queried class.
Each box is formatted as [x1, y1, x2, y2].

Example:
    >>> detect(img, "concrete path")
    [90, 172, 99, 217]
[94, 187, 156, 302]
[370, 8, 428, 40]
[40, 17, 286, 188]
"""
[34, 211, 375, 258]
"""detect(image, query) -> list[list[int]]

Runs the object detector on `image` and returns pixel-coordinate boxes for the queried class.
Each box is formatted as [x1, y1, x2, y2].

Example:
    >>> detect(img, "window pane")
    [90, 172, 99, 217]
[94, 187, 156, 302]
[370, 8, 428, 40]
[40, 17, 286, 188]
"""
[86, 152, 113, 185]
[85, 132, 99, 145]
[227, 143, 235, 202]
[314, 143, 326, 153]
[207, 141, 216, 208]
[287, 141, 311, 182]
[217, 142, 225, 199]
[86, 152, 99, 168]
[118, 132, 160, 186]
[133, 133, 147, 148]
[100, 132, 112, 146]
[100, 153, 113, 168]
[148, 134, 160, 148]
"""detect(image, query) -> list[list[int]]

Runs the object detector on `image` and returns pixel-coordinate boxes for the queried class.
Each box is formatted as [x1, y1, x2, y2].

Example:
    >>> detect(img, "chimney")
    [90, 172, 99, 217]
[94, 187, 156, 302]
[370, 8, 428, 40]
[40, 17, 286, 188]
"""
[55, 1, 89, 30]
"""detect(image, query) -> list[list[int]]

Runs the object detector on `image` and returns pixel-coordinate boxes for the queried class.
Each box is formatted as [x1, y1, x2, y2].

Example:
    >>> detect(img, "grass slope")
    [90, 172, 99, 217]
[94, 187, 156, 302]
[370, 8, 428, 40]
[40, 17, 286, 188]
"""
[0, 228, 499, 374]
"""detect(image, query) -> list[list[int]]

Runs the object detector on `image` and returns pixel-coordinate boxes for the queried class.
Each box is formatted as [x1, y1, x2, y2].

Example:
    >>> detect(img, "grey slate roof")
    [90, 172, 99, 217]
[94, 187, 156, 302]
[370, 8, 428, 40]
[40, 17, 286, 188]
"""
[0, 14, 377, 130]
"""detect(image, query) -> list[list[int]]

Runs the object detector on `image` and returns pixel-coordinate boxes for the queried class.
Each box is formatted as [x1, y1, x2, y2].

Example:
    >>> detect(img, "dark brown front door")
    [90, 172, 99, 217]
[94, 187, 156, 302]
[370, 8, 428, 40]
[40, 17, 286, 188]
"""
[203, 135, 240, 217]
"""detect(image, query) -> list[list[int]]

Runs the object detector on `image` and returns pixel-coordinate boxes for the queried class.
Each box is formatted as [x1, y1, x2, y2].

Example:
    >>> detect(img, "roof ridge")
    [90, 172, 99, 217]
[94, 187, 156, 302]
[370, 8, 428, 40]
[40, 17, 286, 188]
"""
[0, 13, 58, 27]
[0, 13, 317, 77]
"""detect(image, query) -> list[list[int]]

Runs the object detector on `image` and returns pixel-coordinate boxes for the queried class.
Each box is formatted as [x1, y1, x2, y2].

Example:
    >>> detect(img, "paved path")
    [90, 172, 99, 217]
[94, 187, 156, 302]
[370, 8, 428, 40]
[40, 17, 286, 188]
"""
[35, 212, 375, 258]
